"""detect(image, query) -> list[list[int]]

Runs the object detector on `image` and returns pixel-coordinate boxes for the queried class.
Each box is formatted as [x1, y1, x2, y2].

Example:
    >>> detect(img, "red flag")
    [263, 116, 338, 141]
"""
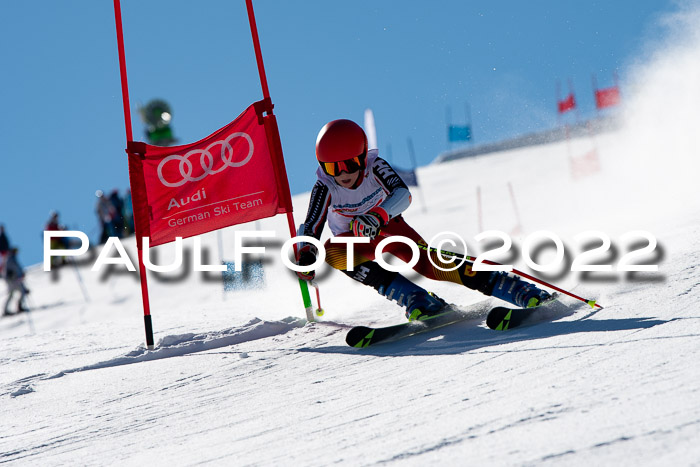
[595, 86, 620, 109]
[557, 93, 576, 114]
[127, 100, 289, 247]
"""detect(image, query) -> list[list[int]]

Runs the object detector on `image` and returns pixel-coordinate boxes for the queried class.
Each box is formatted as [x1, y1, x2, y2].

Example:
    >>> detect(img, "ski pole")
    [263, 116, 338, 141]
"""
[295, 224, 325, 321]
[310, 280, 324, 317]
[69, 257, 90, 303]
[23, 292, 36, 335]
[298, 277, 314, 322]
[417, 244, 603, 309]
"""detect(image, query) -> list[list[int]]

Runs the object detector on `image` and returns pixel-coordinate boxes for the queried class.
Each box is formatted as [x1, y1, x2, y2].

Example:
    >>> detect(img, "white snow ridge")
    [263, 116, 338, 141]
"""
[3, 9, 700, 467]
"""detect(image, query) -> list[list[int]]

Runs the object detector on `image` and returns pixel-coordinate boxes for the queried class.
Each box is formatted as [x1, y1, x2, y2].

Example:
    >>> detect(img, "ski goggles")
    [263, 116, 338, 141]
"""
[319, 154, 366, 177]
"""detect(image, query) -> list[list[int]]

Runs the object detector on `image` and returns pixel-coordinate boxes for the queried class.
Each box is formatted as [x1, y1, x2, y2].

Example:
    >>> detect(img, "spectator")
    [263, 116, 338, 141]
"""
[123, 189, 135, 235]
[0, 224, 9, 276]
[109, 189, 125, 238]
[45, 210, 63, 232]
[95, 190, 116, 243]
[0, 224, 9, 253]
[3, 247, 30, 316]
[45, 210, 69, 266]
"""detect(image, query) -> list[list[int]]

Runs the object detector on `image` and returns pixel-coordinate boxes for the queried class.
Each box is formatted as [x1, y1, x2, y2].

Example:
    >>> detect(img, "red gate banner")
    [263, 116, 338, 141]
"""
[557, 93, 576, 114]
[595, 86, 621, 109]
[127, 100, 289, 247]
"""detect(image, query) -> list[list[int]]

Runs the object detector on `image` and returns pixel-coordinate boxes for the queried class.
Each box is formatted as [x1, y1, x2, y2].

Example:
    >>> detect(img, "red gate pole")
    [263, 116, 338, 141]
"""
[245, 0, 315, 320]
[113, 0, 155, 348]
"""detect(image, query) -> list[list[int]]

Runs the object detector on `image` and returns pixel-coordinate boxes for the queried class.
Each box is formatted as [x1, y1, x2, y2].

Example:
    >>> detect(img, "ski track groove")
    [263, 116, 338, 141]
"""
[534, 417, 700, 466]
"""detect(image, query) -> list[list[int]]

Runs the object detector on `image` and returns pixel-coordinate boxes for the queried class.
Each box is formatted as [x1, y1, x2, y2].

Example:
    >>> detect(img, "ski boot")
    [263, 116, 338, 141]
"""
[378, 273, 448, 321]
[405, 291, 448, 321]
[489, 272, 551, 308]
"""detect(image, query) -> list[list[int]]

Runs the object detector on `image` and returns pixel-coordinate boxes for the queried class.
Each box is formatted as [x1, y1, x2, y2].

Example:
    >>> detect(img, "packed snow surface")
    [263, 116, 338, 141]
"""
[3, 119, 699, 464]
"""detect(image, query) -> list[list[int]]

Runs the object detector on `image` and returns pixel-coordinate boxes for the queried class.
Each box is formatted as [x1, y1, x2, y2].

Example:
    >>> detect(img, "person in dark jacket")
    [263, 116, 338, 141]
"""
[109, 189, 125, 238]
[0, 225, 9, 279]
[3, 248, 29, 316]
[95, 191, 116, 243]
[0, 225, 9, 254]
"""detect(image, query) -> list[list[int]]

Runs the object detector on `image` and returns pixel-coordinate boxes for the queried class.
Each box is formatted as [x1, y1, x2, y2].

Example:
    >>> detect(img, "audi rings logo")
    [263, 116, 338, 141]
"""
[157, 132, 255, 187]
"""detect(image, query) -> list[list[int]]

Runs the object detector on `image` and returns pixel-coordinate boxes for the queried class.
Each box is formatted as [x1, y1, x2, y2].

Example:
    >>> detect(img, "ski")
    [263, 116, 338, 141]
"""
[346, 300, 494, 348]
[486, 294, 562, 331]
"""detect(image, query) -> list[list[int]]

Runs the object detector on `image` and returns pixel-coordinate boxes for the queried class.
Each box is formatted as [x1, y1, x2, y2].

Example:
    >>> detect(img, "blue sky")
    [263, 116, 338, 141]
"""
[0, 0, 675, 265]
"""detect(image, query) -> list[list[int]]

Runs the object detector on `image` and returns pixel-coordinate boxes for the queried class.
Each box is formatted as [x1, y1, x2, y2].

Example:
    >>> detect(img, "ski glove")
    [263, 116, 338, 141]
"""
[350, 208, 389, 239]
[295, 244, 318, 281]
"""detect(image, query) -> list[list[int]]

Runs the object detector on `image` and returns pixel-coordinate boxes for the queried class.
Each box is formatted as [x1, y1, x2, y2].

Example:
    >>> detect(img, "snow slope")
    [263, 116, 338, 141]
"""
[3, 12, 700, 467]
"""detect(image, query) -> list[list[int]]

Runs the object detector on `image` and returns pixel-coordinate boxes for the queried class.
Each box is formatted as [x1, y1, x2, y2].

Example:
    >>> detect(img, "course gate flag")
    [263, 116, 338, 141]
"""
[595, 86, 621, 109]
[555, 79, 578, 118]
[127, 101, 289, 247]
[592, 72, 621, 110]
[558, 93, 576, 114]
[448, 125, 472, 142]
[113, 0, 313, 349]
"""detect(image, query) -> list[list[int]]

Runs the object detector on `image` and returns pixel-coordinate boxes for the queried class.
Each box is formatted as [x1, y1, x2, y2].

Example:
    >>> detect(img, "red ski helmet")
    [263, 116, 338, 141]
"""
[315, 119, 368, 176]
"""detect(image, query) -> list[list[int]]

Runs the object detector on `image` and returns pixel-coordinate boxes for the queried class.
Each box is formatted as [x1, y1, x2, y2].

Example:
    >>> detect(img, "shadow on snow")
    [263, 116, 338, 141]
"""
[299, 316, 669, 357]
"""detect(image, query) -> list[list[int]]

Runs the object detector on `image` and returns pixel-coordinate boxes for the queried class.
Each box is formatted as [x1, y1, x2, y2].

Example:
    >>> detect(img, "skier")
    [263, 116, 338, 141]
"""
[0, 224, 9, 276]
[45, 210, 69, 267]
[109, 189, 125, 238]
[0, 224, 9, 254]
[3, 248, 30, 316]
[296, 119, 551, 320]
[95, 190, 116, 243]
